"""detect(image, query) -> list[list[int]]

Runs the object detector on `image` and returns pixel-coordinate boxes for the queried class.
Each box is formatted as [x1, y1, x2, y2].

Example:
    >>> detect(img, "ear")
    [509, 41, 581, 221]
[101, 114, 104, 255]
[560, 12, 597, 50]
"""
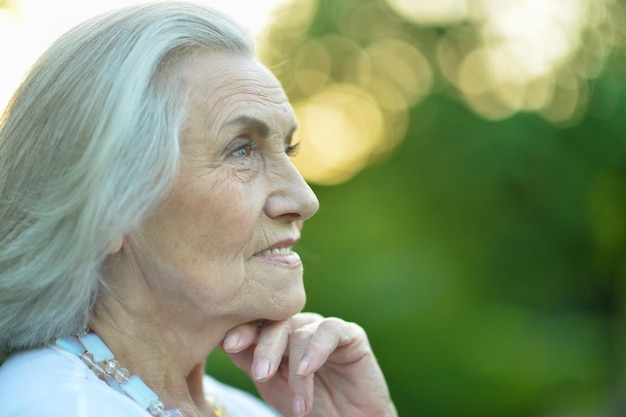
[108, 236, 124, 254]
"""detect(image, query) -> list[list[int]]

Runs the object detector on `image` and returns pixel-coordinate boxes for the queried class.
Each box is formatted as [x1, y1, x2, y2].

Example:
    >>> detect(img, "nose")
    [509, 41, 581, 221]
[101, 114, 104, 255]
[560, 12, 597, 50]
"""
[265, 158, 319, 222]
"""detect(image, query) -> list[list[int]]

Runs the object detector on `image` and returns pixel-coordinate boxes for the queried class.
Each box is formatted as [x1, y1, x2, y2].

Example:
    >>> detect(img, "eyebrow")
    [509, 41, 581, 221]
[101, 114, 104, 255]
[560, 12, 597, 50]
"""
[224, 115, 297, 143]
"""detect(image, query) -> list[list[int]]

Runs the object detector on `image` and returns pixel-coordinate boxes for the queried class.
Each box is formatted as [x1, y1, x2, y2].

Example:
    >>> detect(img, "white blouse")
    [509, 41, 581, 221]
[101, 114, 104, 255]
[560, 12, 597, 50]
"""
[0, 346, 280, 417]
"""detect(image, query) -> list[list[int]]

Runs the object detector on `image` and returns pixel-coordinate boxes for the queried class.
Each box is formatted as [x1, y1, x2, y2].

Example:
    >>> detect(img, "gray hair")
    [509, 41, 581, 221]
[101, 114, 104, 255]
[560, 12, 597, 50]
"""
[0, 1, 253, 356]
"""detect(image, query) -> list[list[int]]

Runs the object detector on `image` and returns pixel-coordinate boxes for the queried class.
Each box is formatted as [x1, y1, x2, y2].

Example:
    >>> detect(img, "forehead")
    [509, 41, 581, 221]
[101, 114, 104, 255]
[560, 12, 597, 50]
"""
[182, 51, 294, 130]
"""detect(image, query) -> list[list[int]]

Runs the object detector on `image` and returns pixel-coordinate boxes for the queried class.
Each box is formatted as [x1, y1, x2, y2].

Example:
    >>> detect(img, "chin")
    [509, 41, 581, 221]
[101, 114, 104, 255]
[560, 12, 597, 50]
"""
[263, 288, 307, 322]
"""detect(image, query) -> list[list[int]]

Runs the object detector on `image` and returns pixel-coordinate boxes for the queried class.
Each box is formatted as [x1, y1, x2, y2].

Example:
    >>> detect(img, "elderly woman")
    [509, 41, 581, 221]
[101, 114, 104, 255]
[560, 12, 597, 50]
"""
[0, 2, 396, 417]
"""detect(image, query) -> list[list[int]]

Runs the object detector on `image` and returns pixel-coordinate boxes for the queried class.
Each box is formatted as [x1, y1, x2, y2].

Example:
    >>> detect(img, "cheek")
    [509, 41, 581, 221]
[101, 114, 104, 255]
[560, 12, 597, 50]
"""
[167, 181, 249, 244]
[150, 188, 261, 290]
[141, 172, 268, 290]
[199, 196, 261, 255]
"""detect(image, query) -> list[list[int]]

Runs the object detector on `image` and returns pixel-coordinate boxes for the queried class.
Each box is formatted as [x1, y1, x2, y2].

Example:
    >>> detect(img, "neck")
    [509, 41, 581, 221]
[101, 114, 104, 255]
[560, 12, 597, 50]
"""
[94, 245, 251, 416]
[89, 290, 233, 416]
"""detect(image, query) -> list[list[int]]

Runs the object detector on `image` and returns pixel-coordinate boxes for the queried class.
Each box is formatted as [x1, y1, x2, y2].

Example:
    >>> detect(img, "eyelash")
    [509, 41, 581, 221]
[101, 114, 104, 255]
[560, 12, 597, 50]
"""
[232, 142, 256, 157]
[285, 142, 300, 157]
[231, 141, 300, 158]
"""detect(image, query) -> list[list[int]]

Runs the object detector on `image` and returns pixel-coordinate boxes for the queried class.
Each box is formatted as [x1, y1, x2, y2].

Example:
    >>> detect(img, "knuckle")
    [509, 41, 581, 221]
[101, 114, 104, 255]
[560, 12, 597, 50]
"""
[317, 316, 345, 332]
[297, 312, 323, 323]
[291, 326, 313, 341]
[307, 337, 328, 353]
[351, 323, 368, 340]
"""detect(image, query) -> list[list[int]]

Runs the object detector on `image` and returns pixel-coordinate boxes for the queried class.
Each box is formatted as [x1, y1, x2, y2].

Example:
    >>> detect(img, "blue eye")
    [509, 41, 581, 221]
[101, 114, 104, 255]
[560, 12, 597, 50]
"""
[232, 143, 256, 157]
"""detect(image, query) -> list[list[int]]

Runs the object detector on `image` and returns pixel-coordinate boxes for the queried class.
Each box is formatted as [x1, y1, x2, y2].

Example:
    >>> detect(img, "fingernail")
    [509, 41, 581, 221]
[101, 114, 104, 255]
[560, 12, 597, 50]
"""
[296, 357, 310, 375]
[293, 396, 306, 417]
[223, 332, 240, 351]
[253, 358, 270, 381]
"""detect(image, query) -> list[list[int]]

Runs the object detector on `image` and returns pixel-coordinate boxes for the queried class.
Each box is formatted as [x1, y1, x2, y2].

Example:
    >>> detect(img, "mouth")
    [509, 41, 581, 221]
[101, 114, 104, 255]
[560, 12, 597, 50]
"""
[253, 239, 302, 267]
[255, 246, 294, 257]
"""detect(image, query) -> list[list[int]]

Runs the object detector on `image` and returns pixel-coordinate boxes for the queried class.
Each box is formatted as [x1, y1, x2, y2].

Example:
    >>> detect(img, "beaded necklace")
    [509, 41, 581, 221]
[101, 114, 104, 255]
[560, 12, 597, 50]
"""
[55, 333, 230, 417]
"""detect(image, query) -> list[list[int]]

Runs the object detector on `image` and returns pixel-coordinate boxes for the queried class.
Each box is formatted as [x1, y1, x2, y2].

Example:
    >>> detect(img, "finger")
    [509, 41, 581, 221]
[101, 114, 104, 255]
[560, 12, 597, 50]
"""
[295, 318, 370, 376]
[222, 320, 262, 353]
[250, 313, 322, 382]
[287, 318, 366, 416]
[288, 322, 318, 416]
[250, 320, 289, 381]
[225, 347, 255, 374]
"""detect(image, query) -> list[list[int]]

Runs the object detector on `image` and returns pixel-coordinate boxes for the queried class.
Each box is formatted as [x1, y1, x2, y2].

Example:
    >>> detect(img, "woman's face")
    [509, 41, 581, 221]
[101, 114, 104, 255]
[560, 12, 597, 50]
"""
[129, 52, 318, 324]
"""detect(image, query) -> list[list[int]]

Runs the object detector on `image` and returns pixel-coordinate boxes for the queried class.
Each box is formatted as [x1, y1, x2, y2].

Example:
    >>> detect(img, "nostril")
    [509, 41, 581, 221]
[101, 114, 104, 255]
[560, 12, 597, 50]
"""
[264, 167, 319, 221]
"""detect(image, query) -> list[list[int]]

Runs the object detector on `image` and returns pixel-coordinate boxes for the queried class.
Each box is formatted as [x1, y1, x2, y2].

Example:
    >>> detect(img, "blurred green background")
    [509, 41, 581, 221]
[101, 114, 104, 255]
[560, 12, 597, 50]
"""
[207, 0, 626, 416]
[2, 0, 624, 415]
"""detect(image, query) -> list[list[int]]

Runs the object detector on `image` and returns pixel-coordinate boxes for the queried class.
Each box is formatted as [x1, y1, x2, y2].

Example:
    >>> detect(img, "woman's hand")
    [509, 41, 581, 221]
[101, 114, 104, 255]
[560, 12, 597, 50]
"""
[221, 313, 398, 417]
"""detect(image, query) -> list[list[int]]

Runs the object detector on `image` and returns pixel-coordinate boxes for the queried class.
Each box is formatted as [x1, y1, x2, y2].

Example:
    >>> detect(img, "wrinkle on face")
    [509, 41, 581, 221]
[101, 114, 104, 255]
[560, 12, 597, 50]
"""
[115, 50, 313, 328]
[185, 60, 294, 143]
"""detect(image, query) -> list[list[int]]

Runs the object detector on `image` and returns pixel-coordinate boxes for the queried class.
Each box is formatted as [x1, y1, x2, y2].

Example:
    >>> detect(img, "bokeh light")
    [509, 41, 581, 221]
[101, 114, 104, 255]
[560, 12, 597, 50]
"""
[7, 0, 618, 185]
[260, 0, 434, 185]
[432, 0, 616, 123]
[257, 0, 622, 184]
[0, 0, 290, 112]
[293, 84, 384, 185]
[3, 1, 626, 416]
[385, 0, 468, 25]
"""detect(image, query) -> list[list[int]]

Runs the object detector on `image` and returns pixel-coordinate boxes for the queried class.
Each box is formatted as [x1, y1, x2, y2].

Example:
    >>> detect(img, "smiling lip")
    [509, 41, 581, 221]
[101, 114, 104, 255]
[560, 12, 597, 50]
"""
[254, 239, 302, 267]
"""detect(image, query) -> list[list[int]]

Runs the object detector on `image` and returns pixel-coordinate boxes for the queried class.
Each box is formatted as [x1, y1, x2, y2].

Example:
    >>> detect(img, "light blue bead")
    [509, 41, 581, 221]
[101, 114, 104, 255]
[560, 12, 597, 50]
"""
[104, 375, 125, 394]
[55, 336, 86, 356]
[166, 409, 183, 417]
[121, 375, 159, 409]
[78, 333, 114, 362]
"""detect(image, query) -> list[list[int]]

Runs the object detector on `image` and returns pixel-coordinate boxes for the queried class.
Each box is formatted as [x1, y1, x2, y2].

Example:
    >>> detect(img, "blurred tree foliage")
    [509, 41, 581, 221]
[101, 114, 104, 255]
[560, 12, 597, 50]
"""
[209, 0, 626, 416]
[0, 0, 624, 416]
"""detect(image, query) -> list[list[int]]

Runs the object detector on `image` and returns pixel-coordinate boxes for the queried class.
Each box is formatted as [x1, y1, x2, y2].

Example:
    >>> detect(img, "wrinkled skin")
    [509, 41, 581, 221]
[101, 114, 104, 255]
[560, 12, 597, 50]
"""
[223, 314, 398, 417]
